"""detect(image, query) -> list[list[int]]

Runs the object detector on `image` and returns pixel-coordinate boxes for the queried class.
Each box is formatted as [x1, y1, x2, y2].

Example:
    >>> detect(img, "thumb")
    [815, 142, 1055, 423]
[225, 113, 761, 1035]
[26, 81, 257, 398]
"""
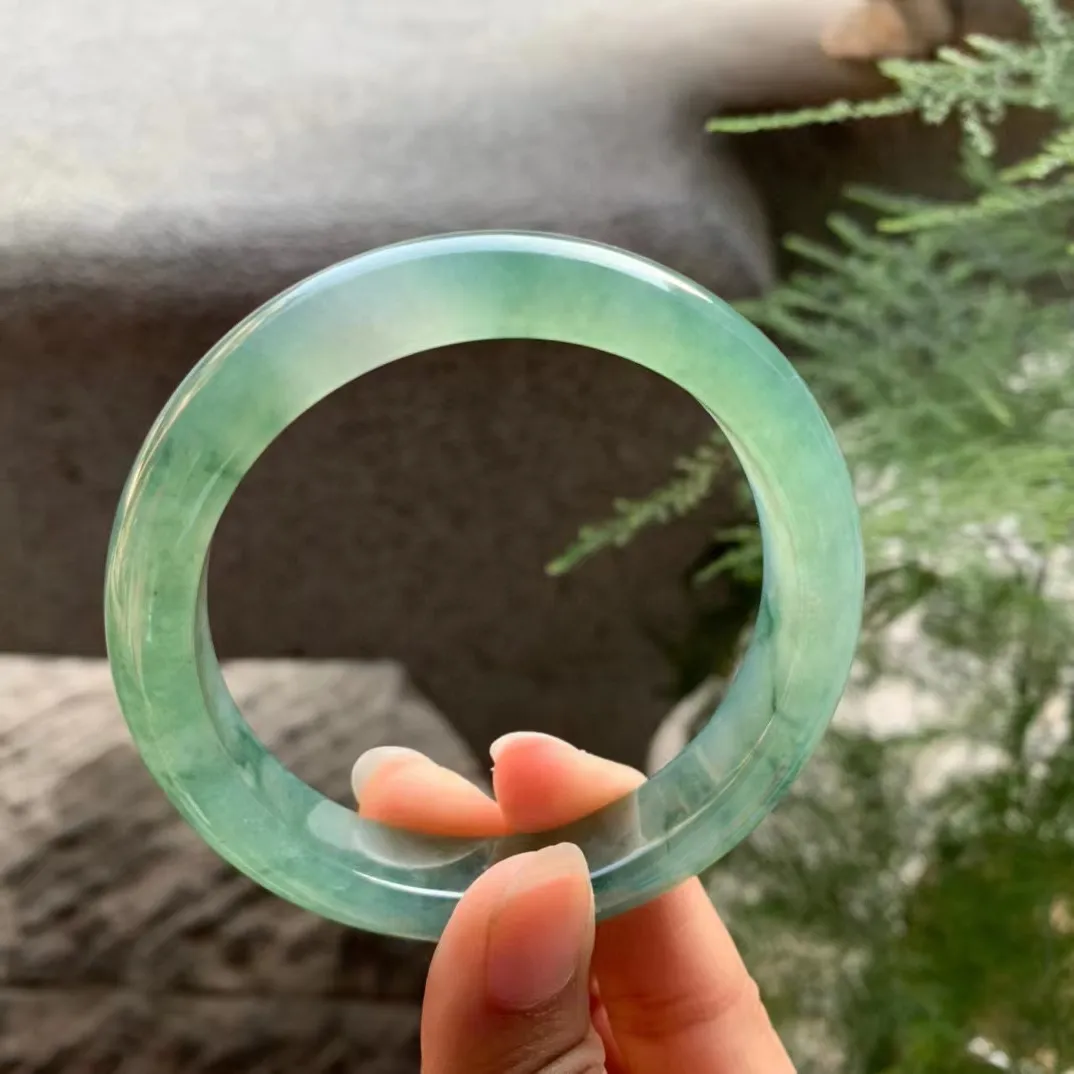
[421, 843, 606, 1074]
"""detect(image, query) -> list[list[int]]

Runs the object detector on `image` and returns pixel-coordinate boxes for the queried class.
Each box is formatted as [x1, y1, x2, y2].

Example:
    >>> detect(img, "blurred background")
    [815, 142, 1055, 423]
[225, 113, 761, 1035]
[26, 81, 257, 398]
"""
[2, 0, 1072, 1071]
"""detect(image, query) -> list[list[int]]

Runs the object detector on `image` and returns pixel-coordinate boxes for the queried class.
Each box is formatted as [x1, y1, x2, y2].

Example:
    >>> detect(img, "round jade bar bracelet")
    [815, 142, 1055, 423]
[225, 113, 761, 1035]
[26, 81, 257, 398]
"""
[105, 232, 864, 941]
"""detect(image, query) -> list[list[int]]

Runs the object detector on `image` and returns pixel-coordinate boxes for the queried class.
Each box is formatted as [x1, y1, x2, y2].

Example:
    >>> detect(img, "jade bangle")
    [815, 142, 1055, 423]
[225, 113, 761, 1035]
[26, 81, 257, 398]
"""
[105, 232, 863, 941]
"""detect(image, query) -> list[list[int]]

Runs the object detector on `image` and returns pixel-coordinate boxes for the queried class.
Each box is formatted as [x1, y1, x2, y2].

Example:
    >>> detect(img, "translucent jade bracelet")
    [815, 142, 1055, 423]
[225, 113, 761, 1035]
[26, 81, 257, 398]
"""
[105, 232, 863, 941]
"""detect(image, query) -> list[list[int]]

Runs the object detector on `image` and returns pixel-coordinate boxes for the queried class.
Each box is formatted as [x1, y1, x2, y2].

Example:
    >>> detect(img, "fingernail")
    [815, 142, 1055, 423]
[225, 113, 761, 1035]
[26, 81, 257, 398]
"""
[350, 746, 425, 802]
[485, 843, 594, 1011]
[489, 731, 575, 763]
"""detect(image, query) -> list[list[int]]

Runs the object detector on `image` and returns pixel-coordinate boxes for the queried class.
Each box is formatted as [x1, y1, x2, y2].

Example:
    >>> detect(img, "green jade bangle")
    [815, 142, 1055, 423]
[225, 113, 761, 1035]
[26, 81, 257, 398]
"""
[105, 232, 864, 941]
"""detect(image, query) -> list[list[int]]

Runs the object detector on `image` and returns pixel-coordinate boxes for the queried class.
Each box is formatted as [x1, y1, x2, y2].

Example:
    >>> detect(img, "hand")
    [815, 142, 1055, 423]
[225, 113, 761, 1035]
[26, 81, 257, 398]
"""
[352, 732, 794, 1073]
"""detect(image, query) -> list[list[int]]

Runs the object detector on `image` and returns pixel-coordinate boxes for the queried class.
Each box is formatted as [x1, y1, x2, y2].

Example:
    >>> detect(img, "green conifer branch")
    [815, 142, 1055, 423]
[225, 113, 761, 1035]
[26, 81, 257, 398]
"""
[545, 435, 730, 576]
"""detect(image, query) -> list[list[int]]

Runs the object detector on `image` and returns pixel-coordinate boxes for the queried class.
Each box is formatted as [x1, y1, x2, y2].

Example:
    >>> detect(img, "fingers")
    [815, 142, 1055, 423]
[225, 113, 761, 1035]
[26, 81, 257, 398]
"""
[491, 734, 794, 1074]
[489, 732, 644, 832]
[590, 980, 629, 1074]
[488, 735, 795, 1074]
[421, 843, 607, 1074]
[593, 880, 794, 1074]
[351, 746, 507, 838]
[351, 733, 642, 838]
[353, 736, 793, 1071]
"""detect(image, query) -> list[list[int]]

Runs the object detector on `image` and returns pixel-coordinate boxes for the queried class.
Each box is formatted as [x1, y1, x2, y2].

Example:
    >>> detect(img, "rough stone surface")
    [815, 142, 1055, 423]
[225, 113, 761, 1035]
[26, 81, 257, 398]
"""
[0, 991, 421, 1074]
[0, 656, 478, 1071]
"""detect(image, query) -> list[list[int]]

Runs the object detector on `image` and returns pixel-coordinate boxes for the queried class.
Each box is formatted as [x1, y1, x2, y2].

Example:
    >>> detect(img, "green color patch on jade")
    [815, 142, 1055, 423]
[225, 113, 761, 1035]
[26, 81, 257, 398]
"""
[105, 232, 864, 941]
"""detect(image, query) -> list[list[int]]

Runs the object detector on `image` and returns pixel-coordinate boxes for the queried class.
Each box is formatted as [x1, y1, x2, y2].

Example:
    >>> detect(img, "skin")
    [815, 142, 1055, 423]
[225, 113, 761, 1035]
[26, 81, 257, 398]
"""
[353, 732, 796, 1073]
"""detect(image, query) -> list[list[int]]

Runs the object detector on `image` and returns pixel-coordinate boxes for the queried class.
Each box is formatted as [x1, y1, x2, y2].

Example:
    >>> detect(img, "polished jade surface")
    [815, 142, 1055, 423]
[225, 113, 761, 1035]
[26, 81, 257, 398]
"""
[105, 232, 864, 941]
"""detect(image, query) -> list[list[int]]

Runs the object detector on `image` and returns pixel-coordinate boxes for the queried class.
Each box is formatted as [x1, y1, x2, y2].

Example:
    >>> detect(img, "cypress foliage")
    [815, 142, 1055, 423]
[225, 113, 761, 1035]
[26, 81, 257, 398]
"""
[554, 3, 1074, 1068]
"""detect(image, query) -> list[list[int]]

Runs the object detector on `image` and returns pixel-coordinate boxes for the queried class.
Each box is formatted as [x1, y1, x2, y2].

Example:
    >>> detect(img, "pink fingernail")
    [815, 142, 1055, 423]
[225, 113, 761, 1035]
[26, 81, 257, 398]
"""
[350, 746, 424, 802]
[489, 731, 575, 763]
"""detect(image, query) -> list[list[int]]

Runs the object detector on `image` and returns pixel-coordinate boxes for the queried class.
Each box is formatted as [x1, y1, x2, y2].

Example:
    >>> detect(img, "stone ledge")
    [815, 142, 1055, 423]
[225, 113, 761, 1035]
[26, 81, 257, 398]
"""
[0, 656, 478, 1002]
[0, 987, 421, 1074]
